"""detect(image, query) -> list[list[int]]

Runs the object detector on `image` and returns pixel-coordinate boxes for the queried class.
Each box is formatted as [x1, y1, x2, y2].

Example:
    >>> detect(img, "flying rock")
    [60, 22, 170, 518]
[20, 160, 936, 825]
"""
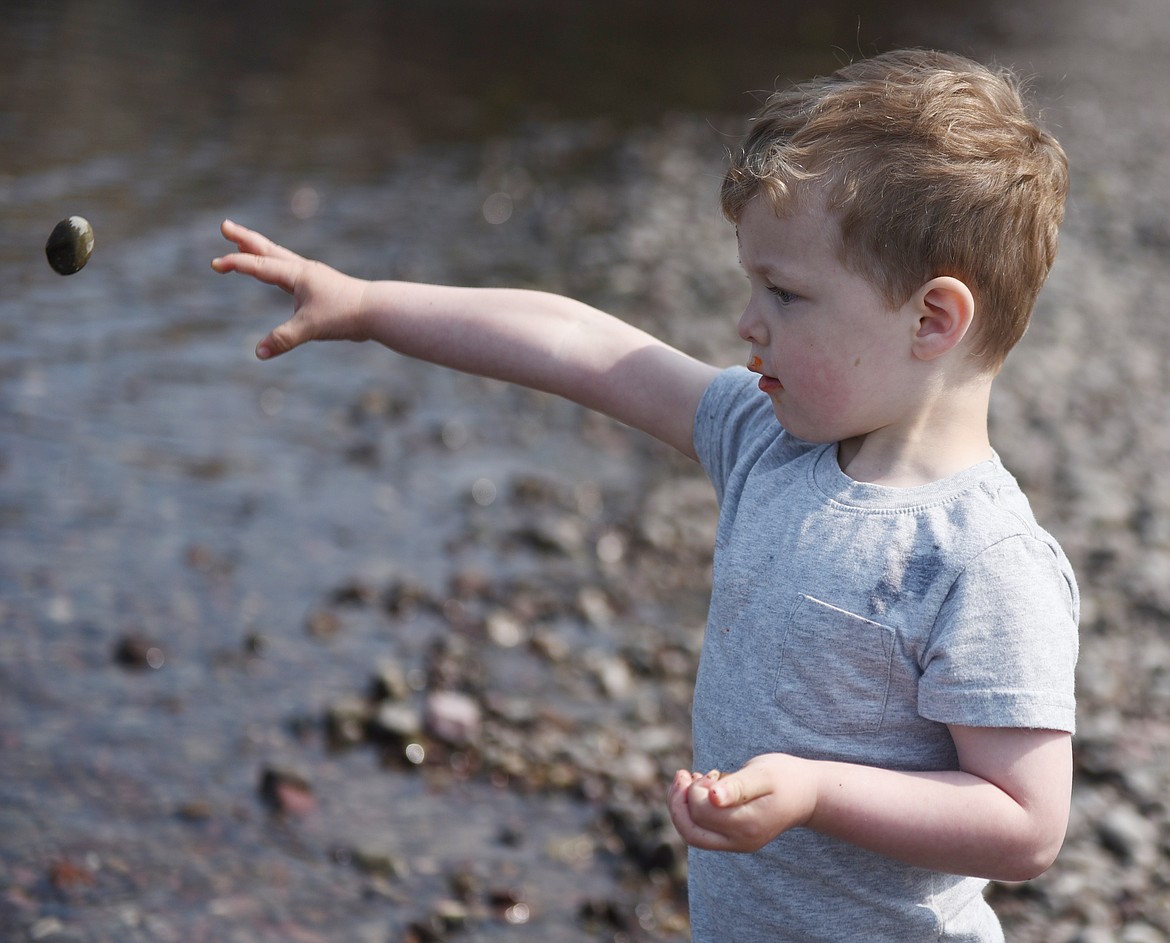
[45, 216, 95, 275]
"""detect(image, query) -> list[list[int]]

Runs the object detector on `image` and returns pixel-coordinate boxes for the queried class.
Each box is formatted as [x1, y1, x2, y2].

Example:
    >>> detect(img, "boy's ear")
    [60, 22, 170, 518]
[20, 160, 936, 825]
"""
[910, 276, 976, 362]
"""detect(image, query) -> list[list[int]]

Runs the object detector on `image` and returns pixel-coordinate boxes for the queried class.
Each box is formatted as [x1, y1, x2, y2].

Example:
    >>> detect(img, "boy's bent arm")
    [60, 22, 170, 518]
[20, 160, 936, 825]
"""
[670, 725, 1072, 882]
[213, 220, 718, 459]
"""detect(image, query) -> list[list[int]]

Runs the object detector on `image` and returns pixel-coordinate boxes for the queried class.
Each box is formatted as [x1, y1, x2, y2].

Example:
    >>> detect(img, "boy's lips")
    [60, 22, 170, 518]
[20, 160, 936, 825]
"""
[748, 356, 783, 393]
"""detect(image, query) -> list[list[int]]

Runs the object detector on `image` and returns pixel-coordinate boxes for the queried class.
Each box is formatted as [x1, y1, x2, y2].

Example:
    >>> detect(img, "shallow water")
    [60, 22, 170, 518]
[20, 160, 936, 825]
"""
[2, 2, 1066, 940]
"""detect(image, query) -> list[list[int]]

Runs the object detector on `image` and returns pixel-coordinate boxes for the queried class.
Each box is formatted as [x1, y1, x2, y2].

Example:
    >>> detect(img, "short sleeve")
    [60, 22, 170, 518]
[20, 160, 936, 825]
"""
[694, 367, 794, 505]
[918, 533, 1079, 733]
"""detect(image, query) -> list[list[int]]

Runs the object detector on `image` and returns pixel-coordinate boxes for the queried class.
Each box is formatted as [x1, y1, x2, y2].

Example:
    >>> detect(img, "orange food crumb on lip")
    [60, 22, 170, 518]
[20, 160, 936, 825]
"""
[748, 356, 763, 371]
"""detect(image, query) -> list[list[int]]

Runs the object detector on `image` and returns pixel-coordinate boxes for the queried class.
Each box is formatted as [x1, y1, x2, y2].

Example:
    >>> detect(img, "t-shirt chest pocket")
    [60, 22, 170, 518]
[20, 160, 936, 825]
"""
[775, 595, 896, 735]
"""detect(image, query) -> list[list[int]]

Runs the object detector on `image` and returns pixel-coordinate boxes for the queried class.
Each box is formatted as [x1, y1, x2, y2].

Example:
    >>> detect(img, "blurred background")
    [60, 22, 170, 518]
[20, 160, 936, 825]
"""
[3, 1, 1169, 941]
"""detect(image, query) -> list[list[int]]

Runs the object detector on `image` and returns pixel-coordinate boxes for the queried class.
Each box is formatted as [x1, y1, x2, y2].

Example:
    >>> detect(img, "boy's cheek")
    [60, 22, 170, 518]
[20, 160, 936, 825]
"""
[801, 360, 856, 415]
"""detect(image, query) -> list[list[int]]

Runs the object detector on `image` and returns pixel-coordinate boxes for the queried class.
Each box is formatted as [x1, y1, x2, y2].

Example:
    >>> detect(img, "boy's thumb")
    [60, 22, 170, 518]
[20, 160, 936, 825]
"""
[256, 323, 300, 360]
[711, 768, 767, 807]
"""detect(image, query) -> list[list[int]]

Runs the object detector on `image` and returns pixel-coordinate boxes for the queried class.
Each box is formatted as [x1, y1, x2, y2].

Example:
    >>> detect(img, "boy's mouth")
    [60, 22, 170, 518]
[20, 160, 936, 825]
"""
[748, 356, 783, 393]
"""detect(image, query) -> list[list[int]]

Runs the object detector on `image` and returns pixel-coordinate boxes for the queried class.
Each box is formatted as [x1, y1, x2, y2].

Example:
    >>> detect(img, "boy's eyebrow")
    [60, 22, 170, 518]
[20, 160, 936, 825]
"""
[737, 245, 796, 284]
[734, 221, 803, 285]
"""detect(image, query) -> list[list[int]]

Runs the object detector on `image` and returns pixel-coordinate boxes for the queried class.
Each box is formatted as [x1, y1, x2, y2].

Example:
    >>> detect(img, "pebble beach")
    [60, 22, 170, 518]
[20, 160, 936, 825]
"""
[2, 0, 1169, 940]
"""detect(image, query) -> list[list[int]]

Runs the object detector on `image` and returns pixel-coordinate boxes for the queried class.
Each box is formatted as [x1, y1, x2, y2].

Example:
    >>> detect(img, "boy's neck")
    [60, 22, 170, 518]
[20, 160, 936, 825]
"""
[835, 378, 995, 488]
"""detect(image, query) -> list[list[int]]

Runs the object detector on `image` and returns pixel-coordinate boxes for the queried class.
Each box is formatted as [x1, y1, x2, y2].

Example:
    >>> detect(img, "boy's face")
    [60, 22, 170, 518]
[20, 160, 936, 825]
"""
[736, 195, 918, 445]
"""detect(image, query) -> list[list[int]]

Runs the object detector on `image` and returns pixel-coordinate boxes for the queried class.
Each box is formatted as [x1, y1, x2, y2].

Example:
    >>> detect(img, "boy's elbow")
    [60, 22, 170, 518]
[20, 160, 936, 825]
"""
[992, 822, 1067, 883]
[996, 848, 1059, 883]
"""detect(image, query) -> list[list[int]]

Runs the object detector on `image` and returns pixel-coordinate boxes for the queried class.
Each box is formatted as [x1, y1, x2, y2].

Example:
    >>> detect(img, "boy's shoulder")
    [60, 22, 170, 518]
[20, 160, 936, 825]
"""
[913, 461, 1079, 620]
[950, 459, 1064, 551]
[694, 366, 818, 491]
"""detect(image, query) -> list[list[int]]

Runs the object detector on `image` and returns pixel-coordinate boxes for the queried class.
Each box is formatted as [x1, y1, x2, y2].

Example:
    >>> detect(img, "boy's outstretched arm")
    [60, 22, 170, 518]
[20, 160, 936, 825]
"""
[669, 725, 1072, 882]
[212, 220, 719, 459]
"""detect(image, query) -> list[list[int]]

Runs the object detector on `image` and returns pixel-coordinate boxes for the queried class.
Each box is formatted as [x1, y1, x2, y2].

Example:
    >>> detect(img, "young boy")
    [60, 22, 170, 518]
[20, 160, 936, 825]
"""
[213, 48, 1078, 942]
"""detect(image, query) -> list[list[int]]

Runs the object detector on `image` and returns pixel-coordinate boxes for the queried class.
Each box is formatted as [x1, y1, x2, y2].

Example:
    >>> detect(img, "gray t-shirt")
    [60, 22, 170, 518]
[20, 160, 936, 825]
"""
[689, 368, 1079, 943]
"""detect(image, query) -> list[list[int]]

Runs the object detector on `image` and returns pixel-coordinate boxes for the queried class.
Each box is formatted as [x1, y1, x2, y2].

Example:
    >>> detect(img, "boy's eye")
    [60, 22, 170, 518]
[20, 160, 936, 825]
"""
[767, 285, 796, 305]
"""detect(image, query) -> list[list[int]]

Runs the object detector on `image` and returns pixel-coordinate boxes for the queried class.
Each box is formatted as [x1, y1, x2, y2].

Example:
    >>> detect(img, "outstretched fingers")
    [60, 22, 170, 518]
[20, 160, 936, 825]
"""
[219, 219, 302, 262]
[212, 251, 302, 294]
[211, 220, 305, 292]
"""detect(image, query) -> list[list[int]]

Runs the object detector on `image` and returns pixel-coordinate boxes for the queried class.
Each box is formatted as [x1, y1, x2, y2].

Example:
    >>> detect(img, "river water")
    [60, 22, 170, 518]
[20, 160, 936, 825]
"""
[0, 1, 1093, 941]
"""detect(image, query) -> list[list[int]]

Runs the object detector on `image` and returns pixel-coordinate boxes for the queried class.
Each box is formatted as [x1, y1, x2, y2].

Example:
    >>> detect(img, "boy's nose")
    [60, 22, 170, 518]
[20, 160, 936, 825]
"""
[737, 304, 764, 345]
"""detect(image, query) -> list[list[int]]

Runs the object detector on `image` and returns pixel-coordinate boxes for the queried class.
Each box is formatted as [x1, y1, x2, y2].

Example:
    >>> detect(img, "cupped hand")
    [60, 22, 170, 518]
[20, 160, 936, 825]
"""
[211, 219, 369, 360]
[668, 753, 818, 853]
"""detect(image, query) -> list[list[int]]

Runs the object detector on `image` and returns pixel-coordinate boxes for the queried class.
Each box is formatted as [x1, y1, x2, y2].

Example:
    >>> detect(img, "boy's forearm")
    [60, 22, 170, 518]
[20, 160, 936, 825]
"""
[805, 759, 1064, 881]
[359, 282, 621, 389]
[358, 281, 715, 455]
[681, 730, 1071, 882]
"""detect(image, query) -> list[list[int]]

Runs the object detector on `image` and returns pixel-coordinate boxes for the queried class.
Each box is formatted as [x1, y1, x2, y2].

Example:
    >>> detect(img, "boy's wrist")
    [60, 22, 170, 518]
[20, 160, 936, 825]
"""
[354, 279, 374, 342]
[803, 757, 836, 834]
[351, 276, 393, 345]
[792, 754, 823, 832]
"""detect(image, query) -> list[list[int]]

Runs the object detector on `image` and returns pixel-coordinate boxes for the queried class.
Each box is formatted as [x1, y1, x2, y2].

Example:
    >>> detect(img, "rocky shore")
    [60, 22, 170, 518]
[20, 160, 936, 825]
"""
[3, 1, 1169, 940]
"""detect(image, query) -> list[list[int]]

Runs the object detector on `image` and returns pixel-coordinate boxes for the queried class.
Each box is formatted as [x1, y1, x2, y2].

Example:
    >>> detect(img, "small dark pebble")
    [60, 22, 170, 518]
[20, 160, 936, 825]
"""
[330, 580, 378, 606]
[346, 846, 407, 878]
[45, 216, 95, 275]
[404, 919, 447, 943]
[344, 439, 380, 466]
[448, 870, 479, 905]
[579, 898, 633, 932]
[382, 579, 440, 618]
[175, 800, 214, 823]
[487, 885, 526, 909]
[113, 634, 165, 670]
[369, 658, 412, 701]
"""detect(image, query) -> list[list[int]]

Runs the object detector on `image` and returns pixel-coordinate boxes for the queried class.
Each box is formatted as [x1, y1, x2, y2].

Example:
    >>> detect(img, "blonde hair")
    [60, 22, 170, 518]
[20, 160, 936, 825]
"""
[722, 49, 1068, 370]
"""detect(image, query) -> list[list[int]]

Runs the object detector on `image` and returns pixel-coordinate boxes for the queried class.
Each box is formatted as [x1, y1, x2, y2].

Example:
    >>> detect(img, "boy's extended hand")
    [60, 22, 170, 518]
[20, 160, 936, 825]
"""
[211, 219, 369, 360]
[668, 754, 818, 853]
[211, 218, 718, 458]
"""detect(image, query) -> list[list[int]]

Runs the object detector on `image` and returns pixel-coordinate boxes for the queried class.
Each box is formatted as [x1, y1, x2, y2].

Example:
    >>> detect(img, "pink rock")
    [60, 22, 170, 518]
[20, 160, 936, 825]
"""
[424, 690, 481, 746]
